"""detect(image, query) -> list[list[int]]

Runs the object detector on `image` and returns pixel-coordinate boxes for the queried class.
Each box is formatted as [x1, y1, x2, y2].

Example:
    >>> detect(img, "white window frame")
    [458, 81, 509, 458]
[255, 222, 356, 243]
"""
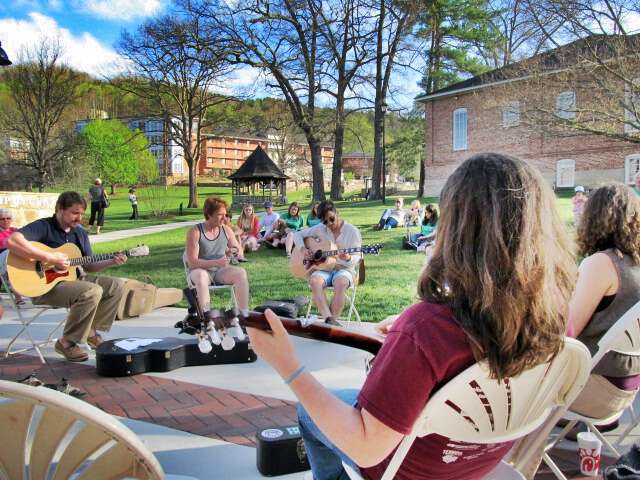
[452, 108, 468, 151]
[502, 101, 520, 127]
[625, 78, 640, 134]
[625, 154, 640, 184]
[556, 91, 576, 120]
[556, 159, 576, 188]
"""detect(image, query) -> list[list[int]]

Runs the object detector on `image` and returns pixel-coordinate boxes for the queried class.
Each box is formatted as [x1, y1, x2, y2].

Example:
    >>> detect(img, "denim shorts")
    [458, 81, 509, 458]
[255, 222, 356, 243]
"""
[310, 269, 354, 288]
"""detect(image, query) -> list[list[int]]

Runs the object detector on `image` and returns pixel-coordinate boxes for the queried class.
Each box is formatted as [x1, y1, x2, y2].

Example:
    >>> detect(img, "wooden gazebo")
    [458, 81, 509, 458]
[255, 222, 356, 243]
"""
[227, 146, 289, 208]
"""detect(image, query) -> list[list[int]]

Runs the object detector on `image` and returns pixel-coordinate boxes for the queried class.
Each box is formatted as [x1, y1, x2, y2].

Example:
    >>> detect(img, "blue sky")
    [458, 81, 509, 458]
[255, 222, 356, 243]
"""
[0, 0, 422, 110]
[0, 0, 169, 76]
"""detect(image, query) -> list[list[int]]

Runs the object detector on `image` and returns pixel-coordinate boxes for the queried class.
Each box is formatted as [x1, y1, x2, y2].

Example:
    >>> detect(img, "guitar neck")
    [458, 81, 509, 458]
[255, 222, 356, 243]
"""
[69, 251, 127, 267]
[321, 247, 365, 258]
[239, 312, 383, 355]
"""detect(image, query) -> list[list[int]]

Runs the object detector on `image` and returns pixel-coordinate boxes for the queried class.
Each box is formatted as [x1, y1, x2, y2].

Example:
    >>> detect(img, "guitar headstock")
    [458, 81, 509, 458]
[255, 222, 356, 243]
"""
[127, 245, 150, 257]
[362, 244, 383, 255]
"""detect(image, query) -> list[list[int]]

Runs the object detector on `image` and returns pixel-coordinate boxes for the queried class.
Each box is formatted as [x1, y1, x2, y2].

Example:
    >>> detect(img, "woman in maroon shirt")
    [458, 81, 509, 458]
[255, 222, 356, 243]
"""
[247, 153, 576, 480]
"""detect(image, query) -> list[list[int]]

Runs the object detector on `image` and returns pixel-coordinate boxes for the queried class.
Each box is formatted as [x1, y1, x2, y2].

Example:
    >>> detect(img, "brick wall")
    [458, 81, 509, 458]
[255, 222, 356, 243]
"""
[422, 86, 640, 196]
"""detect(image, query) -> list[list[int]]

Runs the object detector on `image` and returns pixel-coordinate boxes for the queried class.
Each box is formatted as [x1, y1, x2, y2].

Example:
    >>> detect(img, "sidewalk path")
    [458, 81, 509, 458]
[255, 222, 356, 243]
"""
[89, 220, 199, 244]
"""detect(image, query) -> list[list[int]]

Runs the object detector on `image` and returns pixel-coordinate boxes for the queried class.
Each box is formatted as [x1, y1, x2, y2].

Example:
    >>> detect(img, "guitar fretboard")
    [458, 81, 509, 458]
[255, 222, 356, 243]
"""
[69, 252, 126, 266]
[321, 247, 371, 258]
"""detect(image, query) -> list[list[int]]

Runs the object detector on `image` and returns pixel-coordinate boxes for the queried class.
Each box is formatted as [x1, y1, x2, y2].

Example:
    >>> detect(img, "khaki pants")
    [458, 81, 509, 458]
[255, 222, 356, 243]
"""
[33, 275, 125, 344]
[510, 374, 637, 479]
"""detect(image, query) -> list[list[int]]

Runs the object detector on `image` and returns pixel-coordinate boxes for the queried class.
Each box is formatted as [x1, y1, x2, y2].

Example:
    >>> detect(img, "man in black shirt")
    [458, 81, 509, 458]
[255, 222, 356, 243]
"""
[7, 191, 127, 362]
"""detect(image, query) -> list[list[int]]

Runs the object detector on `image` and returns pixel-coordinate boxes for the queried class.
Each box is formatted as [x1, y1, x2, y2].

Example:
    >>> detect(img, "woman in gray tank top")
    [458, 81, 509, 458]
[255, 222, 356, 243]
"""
[568, 183, 640, 420]
[184, 197, 250, 316]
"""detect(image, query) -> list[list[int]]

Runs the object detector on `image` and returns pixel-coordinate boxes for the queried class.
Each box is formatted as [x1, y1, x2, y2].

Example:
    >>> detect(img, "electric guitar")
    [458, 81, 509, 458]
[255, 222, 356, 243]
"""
[289, 237, 383, 280]
[6, 242, 149, 297]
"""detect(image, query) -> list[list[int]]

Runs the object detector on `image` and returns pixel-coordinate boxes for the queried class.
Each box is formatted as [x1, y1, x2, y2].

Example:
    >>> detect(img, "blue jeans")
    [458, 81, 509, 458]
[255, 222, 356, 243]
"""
[297, 389, 361, 480]
[377, 209, 399, 230]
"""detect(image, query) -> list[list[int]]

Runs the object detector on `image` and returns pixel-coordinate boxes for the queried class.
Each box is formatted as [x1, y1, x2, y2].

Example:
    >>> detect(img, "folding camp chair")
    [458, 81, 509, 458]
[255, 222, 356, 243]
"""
[343, 338, 592, 480]
[0, 379, 195, 480]
[305, 258, 364, 326]
[182, 252, 238, 310]
[541, 299, 640, 479]
[1, 270, 66, 364]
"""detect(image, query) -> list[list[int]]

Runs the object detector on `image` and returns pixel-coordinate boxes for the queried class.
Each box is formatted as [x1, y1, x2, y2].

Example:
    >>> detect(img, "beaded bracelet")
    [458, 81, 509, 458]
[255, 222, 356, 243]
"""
[284, 365, 306, 385]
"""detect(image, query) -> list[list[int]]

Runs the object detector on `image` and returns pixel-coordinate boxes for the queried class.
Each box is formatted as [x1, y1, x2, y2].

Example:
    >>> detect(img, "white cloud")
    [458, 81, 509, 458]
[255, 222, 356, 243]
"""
[0, 12, 127, 77]
[48, 0, 63, 10]
[74, 0, 166, 21]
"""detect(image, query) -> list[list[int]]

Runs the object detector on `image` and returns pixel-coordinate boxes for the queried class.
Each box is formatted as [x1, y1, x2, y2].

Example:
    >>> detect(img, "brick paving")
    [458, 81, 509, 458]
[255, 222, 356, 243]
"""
[0, 354, 298, 447]
[0, 354, 619, 477]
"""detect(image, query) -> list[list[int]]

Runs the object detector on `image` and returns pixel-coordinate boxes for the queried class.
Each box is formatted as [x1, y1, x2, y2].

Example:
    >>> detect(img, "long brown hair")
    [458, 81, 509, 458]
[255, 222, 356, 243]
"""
[238, 204, 256, 232]
[577, 183, 640, 265]
[419, 153, 575, 379]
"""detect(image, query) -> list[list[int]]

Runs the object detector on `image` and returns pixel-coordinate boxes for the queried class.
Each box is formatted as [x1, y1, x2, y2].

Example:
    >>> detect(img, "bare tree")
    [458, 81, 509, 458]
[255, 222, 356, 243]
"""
[0, 40, 80, 191]
[189, 0, 332, 201]
[317, 0, 377, 200]
[118, 14, 232, 208]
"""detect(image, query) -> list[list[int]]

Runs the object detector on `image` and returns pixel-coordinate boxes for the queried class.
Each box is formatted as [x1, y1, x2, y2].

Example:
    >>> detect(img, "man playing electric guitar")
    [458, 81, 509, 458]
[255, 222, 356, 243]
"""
[6, 191, 127, 362]
[293, 200, 362, 326]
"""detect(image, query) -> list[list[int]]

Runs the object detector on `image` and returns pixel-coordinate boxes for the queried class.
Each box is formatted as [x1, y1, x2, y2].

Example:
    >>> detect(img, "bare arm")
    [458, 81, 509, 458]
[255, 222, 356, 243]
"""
[7, 232, 68, 269]
[568, 253, 618, 337]
[185, 227, 227, 270]
[247, 310, 403, 467]
[223, 225, 241, 253]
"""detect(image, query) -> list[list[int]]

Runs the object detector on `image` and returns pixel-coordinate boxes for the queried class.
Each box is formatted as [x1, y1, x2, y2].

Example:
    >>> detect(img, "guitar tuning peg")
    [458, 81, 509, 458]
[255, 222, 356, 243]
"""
[197, 334, 213, 354]
[221, 333, 236, 351]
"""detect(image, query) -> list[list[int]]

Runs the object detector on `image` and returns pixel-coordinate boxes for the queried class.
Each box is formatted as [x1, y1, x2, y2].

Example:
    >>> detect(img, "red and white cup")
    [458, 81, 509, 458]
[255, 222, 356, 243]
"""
[577, 431, 602, 476]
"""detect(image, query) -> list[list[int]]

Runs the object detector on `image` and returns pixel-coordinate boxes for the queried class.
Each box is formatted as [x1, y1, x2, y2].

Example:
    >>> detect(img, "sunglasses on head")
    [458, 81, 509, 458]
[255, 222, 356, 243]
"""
[323, 215, 337, 225]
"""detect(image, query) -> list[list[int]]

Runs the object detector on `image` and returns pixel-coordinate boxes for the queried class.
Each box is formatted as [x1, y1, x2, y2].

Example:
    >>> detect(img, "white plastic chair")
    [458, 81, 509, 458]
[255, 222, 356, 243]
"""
[182, 251, 238, 310]
[0, 379, 195, 480]
[305, 259, 362, 325]
[1, 269, 66, 364]
[343, 338, 592, 480]
[542, 300, 640, 479]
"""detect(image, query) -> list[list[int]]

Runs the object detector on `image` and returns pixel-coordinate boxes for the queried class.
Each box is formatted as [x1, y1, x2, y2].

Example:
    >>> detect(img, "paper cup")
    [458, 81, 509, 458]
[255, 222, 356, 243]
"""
[577, 431, 602, 476]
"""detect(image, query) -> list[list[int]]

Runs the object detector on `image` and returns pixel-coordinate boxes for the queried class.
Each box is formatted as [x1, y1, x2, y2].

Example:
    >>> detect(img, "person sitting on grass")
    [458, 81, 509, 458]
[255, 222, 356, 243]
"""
[246, 152, 575, 480]
[306, 201, 322, 228]
[373, 197, 407, 230]
[258, 200, 280, 243]
[410, 204, 438, 251]
[279, 202, 305, 256]
[407, 199, 422, 226]
[236, 204, 261, 253]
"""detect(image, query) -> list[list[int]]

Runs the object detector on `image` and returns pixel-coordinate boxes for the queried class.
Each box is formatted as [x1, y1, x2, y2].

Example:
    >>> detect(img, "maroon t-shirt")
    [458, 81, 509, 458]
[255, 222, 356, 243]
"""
[357, 302, 513, 480]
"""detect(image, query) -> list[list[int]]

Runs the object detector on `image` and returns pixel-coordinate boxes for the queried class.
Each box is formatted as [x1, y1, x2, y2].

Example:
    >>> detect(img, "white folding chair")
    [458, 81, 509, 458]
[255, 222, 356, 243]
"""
[1, 270, 66, 364]
[182, 252, 238, 310]
[541, 300, 640, 479]
[305, 259, 363, 325]
[0, 379, 195, 480]
[343, 338, 592, 480]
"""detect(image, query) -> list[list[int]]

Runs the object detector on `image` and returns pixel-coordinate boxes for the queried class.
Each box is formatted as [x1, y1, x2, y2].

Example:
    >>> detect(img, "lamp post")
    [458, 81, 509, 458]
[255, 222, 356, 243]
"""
[381, 102, 387, 204]
[0, 42, 12, 67]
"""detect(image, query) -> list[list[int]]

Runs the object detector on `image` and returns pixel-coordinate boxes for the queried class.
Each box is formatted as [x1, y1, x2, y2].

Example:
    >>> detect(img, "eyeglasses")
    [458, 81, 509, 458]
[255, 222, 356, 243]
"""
[323, 215, 337, 225]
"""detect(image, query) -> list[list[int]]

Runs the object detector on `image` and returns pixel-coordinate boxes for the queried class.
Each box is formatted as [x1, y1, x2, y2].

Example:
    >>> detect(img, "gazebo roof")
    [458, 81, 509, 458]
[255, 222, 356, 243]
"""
[227, 145, 289, 180]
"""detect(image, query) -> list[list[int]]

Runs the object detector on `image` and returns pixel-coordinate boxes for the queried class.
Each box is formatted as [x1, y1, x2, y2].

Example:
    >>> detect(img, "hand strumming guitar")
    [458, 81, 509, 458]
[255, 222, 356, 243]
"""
[338, 252, 351, 261]
[48, 251, 70, 270]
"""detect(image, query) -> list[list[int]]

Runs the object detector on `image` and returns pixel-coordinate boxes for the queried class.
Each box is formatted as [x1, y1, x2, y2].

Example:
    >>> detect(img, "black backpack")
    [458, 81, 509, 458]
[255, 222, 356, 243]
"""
[254, 297, 310, 318]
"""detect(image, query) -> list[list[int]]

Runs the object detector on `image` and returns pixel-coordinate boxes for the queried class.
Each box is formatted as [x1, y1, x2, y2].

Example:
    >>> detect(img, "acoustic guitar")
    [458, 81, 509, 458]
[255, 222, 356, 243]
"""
[7, 242, 149, 297]
[289, 237, 383, 280]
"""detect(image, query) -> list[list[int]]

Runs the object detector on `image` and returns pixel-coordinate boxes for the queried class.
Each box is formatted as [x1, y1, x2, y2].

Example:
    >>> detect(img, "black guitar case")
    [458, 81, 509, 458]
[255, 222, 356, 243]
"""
[95, 337, 257, 377]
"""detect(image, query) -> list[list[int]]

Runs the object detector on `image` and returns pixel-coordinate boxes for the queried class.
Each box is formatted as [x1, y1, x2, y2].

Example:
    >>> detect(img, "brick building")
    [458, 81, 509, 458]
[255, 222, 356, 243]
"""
[417, 35, 640, 196]
[199, 134, 268, 176]
[342, 151, 373, 179]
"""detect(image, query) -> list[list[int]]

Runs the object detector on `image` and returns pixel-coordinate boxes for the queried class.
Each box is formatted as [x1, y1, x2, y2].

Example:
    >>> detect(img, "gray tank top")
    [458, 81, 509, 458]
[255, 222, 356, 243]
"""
[196, 223, 228, 264]
[578, 248, 640, 377]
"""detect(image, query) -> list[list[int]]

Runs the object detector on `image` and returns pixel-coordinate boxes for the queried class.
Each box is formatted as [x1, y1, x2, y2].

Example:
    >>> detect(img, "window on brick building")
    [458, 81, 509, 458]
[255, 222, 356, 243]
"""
[207, 157, 213, 166]
[556, 159, 575, 187]
[556, 91, 576, 120]
[625, 79, 640, 134]
[502, 101, 520, 127]
[625, 154, 640, 184]
[453, 108, 468, 151]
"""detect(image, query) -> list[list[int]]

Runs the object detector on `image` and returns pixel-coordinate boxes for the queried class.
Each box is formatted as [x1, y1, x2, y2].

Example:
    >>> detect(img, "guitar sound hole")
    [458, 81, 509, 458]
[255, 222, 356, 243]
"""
[34, 261, 44, 279]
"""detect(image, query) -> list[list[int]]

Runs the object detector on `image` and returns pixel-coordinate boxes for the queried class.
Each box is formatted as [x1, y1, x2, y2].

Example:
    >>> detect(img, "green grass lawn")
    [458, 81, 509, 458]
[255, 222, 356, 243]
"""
[83, 184, 314, 233]
[92, 195, 577, 323]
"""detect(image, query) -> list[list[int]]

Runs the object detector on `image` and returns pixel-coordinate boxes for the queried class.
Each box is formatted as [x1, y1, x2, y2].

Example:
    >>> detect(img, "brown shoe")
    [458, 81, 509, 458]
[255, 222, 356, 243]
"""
[86, 334, 104, 350]
[54, 340, 89, 362]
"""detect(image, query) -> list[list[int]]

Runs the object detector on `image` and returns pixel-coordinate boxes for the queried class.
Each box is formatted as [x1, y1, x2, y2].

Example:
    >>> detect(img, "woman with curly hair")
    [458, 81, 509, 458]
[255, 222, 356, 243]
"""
[246, 153, 576, 480]
[568, 183, 640, 420]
